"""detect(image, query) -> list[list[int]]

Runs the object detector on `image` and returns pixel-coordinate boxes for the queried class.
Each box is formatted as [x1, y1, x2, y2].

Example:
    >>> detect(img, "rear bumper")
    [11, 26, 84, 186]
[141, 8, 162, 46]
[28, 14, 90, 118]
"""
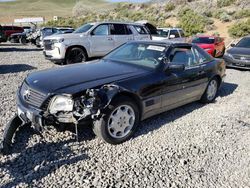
[224, 56, 250, 69]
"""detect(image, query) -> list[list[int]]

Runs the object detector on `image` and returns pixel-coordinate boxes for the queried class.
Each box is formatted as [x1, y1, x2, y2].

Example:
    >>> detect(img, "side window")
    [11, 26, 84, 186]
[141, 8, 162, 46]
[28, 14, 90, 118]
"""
[133, 25, 148, 35]
[169, 47, 196, 67]
[169, 30, 180, 38]
[92, 24, 109, 36]
[126, 25, 133, 35]
[193, 46, 213, 64]
[158, 29, 169, 37]
[110, 24, 127, 35]
[179, 30, 185, 37]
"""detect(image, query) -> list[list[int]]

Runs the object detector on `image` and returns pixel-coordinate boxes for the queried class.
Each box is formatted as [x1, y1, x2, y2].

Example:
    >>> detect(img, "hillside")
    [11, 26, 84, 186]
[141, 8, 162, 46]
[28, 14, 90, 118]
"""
[0, 0, 114, 23]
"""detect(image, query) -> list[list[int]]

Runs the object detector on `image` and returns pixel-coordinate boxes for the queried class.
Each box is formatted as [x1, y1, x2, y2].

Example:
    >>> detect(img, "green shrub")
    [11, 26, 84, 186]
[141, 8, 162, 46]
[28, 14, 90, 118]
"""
[212, 10, 225, 19]
[233, 9, 250, 19]
[217, 0, 236, 8]
[165, 3, 175, 11]
[228, 18, 250, 38]
[178, 9, 205, 36]
[220, 12, 232, 22]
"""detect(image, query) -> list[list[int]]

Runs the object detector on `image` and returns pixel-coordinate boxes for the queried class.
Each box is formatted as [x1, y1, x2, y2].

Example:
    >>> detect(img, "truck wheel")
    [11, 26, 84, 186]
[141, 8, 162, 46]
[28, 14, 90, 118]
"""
[200, 77, 219, 103]
[93, 96, 140, 144]
[66, 47, 87, 64]
[0, 115, 23, 155]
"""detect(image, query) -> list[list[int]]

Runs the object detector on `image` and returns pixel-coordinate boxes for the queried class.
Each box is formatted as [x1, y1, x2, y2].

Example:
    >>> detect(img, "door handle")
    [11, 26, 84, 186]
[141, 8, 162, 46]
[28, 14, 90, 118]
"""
[107, 37, 113, 41]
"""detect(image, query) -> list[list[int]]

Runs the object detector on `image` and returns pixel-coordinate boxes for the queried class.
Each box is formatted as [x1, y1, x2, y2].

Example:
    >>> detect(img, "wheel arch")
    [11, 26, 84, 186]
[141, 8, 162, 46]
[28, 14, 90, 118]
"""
[211, 74, 222, 88]
[110, 91, 143, 120]
[65, 45, 89, 59]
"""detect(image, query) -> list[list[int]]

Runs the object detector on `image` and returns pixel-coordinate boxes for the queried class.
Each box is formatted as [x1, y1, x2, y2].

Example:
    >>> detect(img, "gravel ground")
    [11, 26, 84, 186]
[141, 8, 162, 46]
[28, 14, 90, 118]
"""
[0, 43, 249, 188]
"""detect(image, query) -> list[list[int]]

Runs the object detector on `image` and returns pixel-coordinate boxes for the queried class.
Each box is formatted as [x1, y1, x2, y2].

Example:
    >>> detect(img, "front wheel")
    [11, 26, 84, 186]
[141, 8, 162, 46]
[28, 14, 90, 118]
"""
[93, 97, 140, 144]
[200, 78, 219, 103]
[0, 115, 23, 155]
[65, 47, 87, 64]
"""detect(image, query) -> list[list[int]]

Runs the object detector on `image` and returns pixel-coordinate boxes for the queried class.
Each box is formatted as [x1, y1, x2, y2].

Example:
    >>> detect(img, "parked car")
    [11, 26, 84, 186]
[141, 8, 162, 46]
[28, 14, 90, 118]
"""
[154, 28, 185, 41]
[0, 41, 226, 154]
[9, 28, 33, 44]
[223, 36, 250, 69]
[192, 35, 225, 57]
[43, 22, 151, 64]
[28, 27, 74, 47]
[0, 25, 24, 42]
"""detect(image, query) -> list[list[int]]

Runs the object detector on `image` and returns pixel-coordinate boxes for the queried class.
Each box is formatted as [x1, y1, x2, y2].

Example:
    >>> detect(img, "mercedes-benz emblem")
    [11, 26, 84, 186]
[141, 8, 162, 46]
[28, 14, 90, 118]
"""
[23, 89, 31, 101]
[240, 56, 246, 60]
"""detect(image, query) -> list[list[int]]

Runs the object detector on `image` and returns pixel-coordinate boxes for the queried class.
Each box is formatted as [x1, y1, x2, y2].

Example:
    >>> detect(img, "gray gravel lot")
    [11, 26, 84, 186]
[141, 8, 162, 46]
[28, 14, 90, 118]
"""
[0, 43, 249, 188]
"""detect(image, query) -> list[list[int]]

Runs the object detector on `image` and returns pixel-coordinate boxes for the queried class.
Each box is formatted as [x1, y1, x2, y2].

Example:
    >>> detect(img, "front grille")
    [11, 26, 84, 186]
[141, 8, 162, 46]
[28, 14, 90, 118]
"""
[43, 40, 53, 50]
[20, 82, 47, 108]
[232, 54, 250, 61]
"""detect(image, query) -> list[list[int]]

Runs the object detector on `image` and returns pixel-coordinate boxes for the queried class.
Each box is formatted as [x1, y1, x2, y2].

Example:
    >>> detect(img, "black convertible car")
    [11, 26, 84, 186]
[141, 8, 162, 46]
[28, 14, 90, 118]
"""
[0, 41, 226, 154]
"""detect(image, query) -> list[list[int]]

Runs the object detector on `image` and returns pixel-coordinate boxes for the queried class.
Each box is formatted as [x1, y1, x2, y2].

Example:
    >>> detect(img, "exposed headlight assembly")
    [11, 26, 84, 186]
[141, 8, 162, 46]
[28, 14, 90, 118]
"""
[49, 95, 73, 114]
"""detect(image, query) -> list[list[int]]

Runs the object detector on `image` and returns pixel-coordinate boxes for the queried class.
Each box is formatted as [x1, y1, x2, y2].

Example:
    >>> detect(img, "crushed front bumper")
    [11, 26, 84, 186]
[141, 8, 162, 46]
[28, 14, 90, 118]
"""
[17, 92, 44, 129]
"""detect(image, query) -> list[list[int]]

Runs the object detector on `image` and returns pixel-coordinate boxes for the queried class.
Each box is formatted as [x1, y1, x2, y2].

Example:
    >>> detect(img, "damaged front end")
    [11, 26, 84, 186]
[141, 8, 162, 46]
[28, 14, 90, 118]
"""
[0, 84, 121, 155]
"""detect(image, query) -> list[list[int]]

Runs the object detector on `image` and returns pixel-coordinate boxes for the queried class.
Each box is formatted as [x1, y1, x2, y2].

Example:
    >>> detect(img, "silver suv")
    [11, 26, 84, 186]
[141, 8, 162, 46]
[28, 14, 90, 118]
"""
[43, 22, 151, 64]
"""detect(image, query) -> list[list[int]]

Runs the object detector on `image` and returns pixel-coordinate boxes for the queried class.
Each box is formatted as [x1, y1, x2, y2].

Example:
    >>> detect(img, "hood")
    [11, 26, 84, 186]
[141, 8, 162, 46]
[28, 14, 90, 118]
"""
[44, 33, 87, 40]
[25, 60, 149, 95]
[196, 43, 214, 49]
[227, 47, 250, 55]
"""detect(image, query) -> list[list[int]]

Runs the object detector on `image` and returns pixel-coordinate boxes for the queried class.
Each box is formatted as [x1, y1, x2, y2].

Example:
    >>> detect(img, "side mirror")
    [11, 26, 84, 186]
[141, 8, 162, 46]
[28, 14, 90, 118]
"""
[230, 43, 236, 47]
[165, 64, 185, 72]
[169, 34, 175, 39]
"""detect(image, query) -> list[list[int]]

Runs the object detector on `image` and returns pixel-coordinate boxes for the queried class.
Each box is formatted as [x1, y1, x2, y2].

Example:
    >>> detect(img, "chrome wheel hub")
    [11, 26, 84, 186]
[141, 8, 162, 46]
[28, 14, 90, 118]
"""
[207, 80, 218, 101]
[108, 105, 135, 139]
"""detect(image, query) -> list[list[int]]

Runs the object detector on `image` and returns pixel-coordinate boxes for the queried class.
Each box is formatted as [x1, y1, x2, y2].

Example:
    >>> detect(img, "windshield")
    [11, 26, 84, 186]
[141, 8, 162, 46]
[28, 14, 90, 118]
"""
[74, 24, 94, 33]
[192, 37, 215, 44]
[236, 37, 250, 48]
[104, 43, 167, 69]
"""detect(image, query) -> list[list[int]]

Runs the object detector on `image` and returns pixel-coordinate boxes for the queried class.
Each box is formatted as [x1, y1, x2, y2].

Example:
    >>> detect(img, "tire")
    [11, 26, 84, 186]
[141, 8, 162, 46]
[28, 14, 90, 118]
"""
[20, 37, 27, 45]
[35, 37, 41, 47]
[200, 77, 219, 103]
[66, 47, 87, 64]
[220, 48, 225, 57]
[212, 50, 216, 57]
[93, 96, 140, 144]
[0, 115, 23, 155]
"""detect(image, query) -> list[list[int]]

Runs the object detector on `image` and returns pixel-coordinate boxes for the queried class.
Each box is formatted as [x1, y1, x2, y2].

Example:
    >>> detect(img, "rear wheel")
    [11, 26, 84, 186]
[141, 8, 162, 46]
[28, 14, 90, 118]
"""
[93, 96, 140, 144]
[66, 47, 87, 64]
[200, 78, 219, 103]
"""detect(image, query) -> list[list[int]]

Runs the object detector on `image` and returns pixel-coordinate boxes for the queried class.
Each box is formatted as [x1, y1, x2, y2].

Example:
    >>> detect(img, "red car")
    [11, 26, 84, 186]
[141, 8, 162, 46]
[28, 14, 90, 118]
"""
[0, 25, 24, 42]
[192, 35, 225, 57]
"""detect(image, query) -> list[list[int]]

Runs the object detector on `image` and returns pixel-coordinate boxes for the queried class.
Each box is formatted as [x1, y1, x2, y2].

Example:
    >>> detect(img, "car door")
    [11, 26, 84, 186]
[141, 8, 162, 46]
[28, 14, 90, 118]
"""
[161, 46, 207, 110]
[89, 24, 115, 56]
[111, 23, 134, 48]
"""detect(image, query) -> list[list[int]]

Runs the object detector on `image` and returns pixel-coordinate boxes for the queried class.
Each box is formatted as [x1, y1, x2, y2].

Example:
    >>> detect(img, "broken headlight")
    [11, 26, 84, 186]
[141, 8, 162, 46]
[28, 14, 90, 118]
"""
[49, 95, 73, 114]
